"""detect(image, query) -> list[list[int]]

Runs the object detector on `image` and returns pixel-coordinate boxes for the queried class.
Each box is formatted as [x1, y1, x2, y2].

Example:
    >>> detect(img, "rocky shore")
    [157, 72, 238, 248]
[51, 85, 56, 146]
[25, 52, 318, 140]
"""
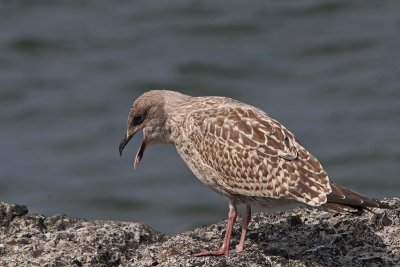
[0, 198, 399, 267]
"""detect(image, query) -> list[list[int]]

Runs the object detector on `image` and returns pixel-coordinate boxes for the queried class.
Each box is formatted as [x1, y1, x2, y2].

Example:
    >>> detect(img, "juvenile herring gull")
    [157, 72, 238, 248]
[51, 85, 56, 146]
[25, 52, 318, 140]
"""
[119, 90, 391, 256]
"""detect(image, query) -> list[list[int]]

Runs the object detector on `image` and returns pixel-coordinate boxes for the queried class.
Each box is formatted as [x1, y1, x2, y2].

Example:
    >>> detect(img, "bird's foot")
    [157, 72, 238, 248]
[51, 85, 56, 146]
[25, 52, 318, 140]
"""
[235, 244, 244, 253]
[192, 248, 229, 257]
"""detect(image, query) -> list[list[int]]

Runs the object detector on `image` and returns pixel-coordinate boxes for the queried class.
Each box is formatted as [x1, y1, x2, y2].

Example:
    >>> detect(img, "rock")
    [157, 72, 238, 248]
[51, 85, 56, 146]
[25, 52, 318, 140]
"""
[0, 202, 28, 226]
[0, 198, 399, 266]
[0, 202, 165, 266]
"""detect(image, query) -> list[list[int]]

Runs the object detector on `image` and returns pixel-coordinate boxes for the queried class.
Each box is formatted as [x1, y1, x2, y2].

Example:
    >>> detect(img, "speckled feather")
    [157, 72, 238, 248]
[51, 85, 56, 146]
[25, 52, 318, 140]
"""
[123, 90, 391, 213]
[167, 96, 331, 208]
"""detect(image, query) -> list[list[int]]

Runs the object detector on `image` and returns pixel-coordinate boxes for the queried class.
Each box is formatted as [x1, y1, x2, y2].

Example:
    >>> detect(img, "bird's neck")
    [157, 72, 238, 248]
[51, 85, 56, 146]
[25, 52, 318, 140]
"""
[162, 93, 232, 144]
[163, 94, 194, 143]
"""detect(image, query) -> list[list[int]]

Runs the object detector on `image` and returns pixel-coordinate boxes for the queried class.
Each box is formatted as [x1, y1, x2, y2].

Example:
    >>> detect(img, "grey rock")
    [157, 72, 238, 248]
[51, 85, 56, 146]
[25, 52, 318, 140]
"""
[0, 198, 399, 267]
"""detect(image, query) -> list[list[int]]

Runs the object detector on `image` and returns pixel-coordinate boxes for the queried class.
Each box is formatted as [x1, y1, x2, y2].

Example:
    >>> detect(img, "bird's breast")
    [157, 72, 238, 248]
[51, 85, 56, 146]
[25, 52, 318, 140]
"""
[174, 139, 234, 198]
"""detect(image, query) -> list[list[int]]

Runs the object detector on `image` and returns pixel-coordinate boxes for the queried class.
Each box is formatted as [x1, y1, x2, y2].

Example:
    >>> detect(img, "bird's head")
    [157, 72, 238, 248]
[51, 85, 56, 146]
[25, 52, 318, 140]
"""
[119, 90, 171, 169]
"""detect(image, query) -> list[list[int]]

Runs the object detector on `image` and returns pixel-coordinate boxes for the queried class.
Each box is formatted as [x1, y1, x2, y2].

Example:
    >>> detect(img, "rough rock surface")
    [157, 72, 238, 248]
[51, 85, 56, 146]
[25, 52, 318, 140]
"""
[0, 198, 399, 267]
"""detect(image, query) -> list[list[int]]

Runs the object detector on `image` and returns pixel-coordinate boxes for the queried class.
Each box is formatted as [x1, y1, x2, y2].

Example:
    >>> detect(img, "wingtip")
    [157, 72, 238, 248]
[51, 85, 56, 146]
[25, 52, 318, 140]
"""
[373, 199, 395, 210]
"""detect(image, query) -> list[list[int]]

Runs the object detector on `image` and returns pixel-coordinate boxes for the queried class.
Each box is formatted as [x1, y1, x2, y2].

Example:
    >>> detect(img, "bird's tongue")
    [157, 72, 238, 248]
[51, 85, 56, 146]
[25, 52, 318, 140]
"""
[134, 129, 147, 169]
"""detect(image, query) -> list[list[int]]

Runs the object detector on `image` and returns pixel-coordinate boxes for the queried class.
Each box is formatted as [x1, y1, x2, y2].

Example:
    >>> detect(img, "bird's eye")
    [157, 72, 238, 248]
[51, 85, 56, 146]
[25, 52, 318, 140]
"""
[132, 114, 145, 125]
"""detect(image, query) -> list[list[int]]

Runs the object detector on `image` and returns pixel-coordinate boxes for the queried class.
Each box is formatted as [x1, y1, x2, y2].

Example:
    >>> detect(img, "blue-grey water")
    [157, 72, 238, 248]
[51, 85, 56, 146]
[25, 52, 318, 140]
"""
[1, 0, 399, 234]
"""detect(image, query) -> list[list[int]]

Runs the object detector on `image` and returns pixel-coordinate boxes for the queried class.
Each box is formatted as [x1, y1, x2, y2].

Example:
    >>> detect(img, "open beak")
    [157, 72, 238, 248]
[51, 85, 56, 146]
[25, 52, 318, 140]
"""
[119, 134, 133, 156]
[119, 129, 148, 169]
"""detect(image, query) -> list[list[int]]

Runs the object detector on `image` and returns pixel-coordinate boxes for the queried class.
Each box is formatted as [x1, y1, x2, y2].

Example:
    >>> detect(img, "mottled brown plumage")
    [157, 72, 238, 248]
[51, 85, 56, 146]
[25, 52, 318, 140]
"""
[119, 90, 391, 256]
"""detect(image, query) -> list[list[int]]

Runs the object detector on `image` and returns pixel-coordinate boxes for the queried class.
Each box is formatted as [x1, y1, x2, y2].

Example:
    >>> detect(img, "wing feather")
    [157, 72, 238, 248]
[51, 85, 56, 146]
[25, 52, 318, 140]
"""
[185, 104, 331, 206]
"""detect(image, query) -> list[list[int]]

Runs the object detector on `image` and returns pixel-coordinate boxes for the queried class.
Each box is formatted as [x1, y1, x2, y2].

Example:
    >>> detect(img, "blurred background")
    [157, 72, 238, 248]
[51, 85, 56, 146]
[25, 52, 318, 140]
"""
[0, 0, 399, 234]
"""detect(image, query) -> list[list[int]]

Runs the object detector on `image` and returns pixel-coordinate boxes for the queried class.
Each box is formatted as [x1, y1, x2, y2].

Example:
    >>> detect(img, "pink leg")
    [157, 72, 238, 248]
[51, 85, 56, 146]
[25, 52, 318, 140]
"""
[236, 204, 251, 252]
[193, 203, 237, 257]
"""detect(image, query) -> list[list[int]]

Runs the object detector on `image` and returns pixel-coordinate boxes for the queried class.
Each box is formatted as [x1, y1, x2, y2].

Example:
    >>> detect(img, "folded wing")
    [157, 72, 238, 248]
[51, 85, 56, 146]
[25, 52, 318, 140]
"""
[185, 104, 332, 206]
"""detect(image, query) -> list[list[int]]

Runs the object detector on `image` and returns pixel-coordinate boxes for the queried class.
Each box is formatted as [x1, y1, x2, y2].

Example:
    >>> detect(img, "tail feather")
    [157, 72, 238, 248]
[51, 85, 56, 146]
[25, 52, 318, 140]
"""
[321, 181, 392, 213]
[322, 202, 359, 213]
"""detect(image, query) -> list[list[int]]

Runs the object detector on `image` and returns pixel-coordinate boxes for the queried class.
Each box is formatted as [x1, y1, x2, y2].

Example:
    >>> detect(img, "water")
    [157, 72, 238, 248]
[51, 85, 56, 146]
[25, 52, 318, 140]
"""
[0, 0, 399, 234]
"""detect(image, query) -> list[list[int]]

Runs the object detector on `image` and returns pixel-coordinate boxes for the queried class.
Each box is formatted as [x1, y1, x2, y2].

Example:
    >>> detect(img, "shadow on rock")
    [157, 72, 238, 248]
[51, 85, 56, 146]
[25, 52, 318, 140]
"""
[248, 206, 397, 267]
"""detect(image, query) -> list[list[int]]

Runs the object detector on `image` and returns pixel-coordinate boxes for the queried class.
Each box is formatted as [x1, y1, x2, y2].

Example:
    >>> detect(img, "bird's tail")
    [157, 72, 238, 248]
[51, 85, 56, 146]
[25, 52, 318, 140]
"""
[321, 181, 393, 213]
